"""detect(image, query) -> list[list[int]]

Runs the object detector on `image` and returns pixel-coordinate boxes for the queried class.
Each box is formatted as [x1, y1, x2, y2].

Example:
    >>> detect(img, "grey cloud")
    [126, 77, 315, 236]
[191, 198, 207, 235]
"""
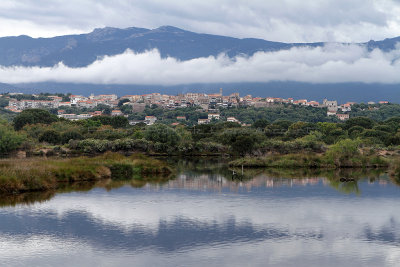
[1, 44, 400, 85]
[0, 0, 399, 42]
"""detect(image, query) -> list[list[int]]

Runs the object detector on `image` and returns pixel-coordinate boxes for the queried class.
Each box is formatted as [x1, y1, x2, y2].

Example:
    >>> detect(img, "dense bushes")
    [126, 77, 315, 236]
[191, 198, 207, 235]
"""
[38, 130, 61, 145]
[73, 138, 152, 153]
[14, 109, 58, 130]
[0, 122, 26, 154]
[3, 107, 400, 158]
[144, 124, 181, 146]
[260, 135, 325, 154]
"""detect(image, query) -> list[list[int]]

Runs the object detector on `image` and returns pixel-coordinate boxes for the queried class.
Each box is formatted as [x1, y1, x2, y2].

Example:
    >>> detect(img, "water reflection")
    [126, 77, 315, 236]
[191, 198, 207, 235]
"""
[0, 160, 400, 266]
[0, 159, 395, 206]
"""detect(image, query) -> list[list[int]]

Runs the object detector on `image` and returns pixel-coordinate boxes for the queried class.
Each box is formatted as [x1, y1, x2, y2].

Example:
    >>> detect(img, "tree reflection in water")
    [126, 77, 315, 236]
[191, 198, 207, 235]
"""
[0, 158, 395, 206]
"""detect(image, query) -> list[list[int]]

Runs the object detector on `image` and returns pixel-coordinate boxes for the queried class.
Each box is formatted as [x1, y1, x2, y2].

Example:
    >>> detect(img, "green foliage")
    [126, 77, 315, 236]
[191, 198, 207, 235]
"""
[252, 119, 269, 130]
[261, 134, 325, 154]
[0, 98, 9, 108]
[220, 105, 335, 124]
[13, 109, 58, 130]
[317, 122, 347, 144]
[350, 104, 400, 121]
[386, 131, 400, 146]
[61, 131, 83, 144]
[345, 116, 375, 130]
[39, 130, 61, 145]
[285, 122, 317, 139]
[325, 139, 361, 167]
[144, 124, 181, 146]
[88, 116, 129, 128]
[231, 135, 257, 156]
[218, 128, 264, 145]
[74, 138, 152, 153]
[348, 126, 365, 138]
[361, 129, 390, 144]
[0, 122, 26, 154]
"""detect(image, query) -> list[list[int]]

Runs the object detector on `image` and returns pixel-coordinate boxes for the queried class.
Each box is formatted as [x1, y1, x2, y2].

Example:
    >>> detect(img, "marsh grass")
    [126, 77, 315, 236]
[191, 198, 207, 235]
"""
[229, 153, 390, 169]
[0, 152, 172, 194]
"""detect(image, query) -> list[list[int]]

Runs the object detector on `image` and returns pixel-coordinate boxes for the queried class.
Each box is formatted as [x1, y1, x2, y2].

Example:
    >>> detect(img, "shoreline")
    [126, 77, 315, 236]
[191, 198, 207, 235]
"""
[1, 152, 399, 196]
[0, 153, 172, 195]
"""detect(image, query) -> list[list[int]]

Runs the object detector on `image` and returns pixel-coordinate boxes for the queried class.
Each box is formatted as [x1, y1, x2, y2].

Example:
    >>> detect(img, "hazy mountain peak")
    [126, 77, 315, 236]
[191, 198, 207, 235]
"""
[155, 25, 187, 32]
[0, 25, 398, 68]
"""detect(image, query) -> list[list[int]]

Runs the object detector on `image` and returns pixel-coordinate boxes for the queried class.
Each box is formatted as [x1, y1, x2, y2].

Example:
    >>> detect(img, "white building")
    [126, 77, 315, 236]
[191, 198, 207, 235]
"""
[145, 116, 157, 125]
[208, 114, 220, 120]
[198, 118, 210, 125]
[227, 117, 240, 123]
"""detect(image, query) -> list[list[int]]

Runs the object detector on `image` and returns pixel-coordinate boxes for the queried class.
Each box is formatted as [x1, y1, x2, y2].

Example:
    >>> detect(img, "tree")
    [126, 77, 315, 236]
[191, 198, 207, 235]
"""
[61, 131, 83, 144]
[88, 116, 129, 128]
[361, 129, 390, 144]
[118, 99, 130, 107]
[231, 135, 256, 156]
[13, 109, 58, 130]
[317, 122, 346, 144]
[386, 131, 400, 146]
[39, 130, 61, 145]
[285, 122, 316, 139]
[0, 122, 26, 154]
[62, 95, 71, 102]
[325, 139, 361, 167]
[345, 117, 375, 130]
[348, 126, 365, 139]
[253, 119, 269, 130]
[144, 124, 181, 146]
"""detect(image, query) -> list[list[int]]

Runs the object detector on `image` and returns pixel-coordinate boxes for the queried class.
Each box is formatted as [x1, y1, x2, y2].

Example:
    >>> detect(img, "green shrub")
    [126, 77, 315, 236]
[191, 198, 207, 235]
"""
[39, 130, 61, 145]
[0, 123, 26, 154]
[144, 124, 181, 146]
[61, 131, 83, 144]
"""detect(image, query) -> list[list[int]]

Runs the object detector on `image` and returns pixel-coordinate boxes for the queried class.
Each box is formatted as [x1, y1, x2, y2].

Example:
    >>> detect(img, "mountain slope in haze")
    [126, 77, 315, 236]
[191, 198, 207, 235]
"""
[0, 26, 398, 68]
[0, 83, 21, 92]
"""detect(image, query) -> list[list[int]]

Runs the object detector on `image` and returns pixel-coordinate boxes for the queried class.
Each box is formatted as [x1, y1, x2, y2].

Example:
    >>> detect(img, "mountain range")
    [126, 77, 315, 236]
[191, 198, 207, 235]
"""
[0, 26, 400, 103]
[0, 25, 400, 68]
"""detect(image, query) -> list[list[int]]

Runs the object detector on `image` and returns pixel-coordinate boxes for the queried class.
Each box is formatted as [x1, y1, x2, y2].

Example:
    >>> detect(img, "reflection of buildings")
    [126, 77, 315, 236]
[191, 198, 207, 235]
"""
[145, 173, 322, 192]
[142, 170, 393, 193]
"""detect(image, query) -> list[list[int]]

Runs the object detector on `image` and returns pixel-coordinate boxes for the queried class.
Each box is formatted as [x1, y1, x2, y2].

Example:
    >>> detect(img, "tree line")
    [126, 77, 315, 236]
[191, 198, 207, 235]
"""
[1, 108, 400, 157]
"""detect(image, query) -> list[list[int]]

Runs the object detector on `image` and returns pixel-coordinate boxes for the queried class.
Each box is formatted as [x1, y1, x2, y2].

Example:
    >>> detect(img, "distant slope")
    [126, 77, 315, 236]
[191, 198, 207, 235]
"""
[13, 82, 400, 104]
[0, 25, 398, 68]
[0, 83, 22, 93]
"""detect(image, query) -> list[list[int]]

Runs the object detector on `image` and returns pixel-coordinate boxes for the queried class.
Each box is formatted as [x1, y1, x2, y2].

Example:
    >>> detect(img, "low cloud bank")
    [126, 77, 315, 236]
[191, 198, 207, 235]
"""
[1, 44, 400, 85]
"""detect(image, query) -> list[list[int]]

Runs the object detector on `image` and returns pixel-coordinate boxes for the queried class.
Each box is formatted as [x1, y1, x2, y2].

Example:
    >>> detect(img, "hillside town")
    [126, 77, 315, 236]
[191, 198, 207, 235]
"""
[1, 89, 390, 125]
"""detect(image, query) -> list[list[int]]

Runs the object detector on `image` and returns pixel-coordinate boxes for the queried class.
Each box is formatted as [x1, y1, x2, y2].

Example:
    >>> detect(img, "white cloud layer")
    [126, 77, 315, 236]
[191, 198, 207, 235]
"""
[0, 0, 400, 42]
[1, 44, 400, 85]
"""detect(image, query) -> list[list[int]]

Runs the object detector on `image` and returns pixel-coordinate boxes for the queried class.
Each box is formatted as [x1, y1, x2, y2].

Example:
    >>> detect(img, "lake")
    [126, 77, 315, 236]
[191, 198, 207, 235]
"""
[0, 160, 399, 267]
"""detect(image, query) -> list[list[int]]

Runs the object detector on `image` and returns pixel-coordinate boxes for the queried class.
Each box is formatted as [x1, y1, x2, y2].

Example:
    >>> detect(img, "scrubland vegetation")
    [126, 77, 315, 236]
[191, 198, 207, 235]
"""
[1, 106, 400, 193]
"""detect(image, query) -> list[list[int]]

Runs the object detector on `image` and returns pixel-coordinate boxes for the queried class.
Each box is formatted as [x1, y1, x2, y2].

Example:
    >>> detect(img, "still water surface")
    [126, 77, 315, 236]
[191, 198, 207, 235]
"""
[0, 161, 399, 267]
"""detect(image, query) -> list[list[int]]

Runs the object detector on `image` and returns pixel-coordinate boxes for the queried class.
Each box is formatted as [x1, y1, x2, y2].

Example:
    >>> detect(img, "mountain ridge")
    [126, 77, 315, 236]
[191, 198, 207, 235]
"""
[0, 25, 399, 68]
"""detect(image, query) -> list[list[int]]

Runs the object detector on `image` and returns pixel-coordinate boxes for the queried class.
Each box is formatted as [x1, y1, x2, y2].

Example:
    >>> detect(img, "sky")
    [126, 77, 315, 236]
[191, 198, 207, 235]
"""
[0, 0, 400, 43]
[1, 0, 400, 86]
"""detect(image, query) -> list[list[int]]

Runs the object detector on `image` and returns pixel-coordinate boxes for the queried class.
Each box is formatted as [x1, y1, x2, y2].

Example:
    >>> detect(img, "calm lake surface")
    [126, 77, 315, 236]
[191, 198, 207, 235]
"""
[0, 160, 400, 267]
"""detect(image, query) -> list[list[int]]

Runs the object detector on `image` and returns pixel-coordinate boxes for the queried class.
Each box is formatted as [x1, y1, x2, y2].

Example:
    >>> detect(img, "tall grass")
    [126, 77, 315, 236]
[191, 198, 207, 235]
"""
[0, 152, 172, 194]
[229, 153, 390, 169]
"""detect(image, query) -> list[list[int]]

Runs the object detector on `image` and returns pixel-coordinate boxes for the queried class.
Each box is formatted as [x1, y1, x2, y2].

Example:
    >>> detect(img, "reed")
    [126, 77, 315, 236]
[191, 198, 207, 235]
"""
[229, 153, 390, 169]
[0, 152, 172, 194]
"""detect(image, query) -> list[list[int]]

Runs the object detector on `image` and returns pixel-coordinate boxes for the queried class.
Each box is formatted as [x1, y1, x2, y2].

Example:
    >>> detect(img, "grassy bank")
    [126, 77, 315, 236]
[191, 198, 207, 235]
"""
[229, 153, 389, 169]
[0, 152, 172, 194]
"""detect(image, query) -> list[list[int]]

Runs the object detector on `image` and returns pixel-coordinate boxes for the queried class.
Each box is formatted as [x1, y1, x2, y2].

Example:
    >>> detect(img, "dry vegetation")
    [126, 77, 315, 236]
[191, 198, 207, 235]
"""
[0, 152, 172, 194]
